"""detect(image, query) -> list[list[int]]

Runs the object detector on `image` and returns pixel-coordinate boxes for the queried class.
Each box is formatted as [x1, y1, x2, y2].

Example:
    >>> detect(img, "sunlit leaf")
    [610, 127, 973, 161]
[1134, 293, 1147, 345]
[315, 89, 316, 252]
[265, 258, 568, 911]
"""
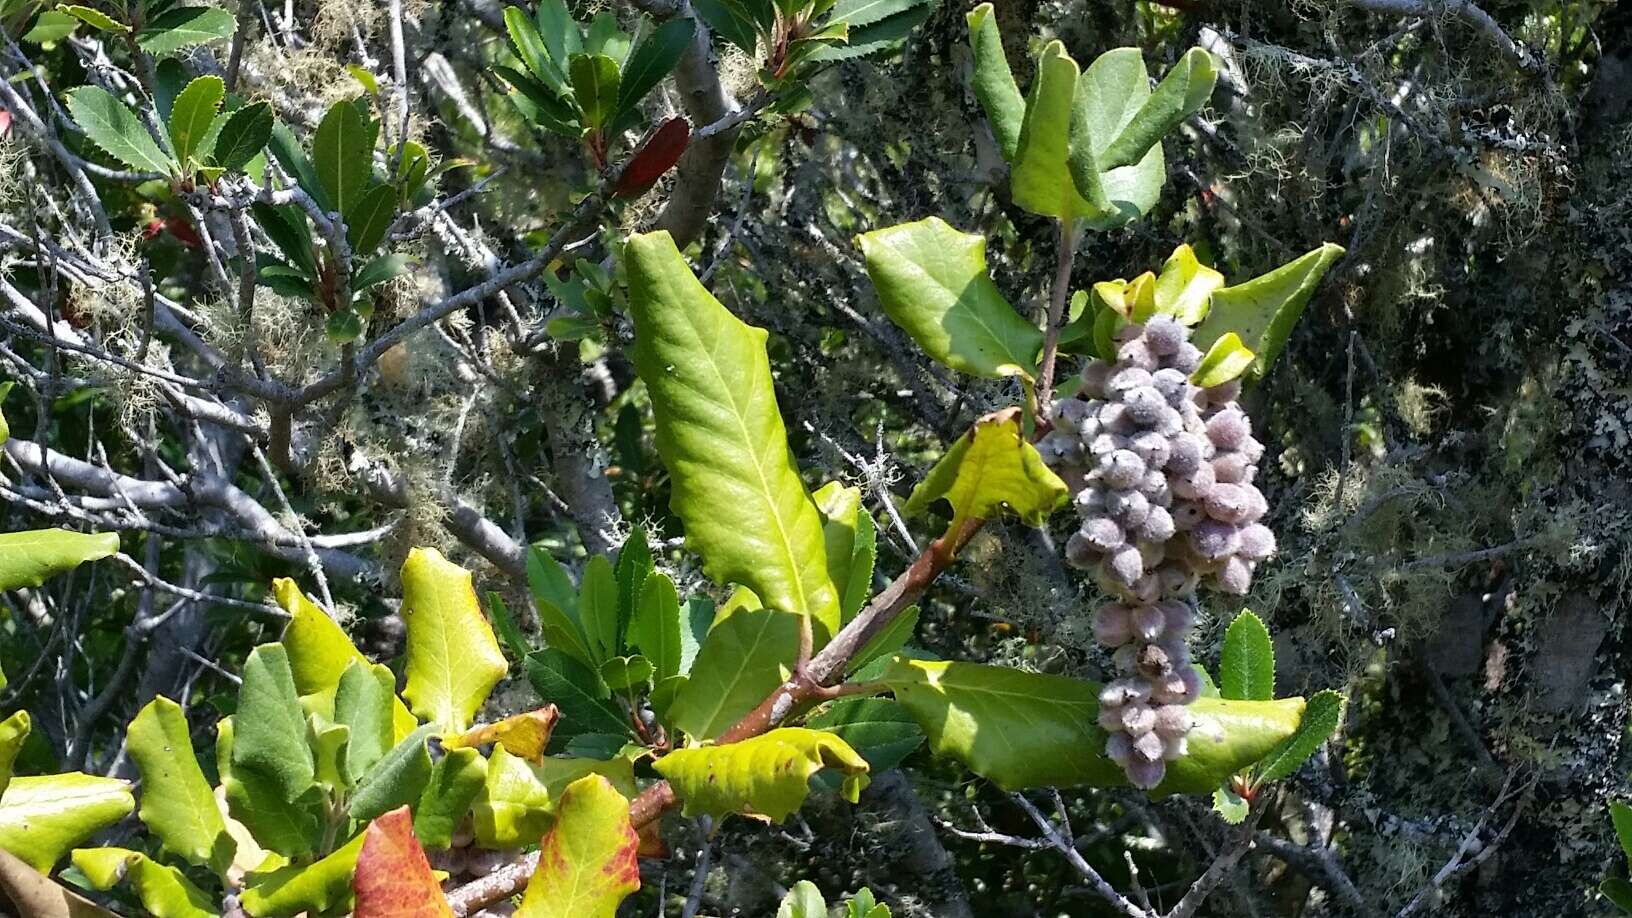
[1191, 243, 1345, 377]
[443, 707, 560, 763]
[0, 529, 118, 591]
[352, 806, 452, 918]
[666, 606, 799, 741]
[516, 776, 638, 918]
[903, 410, 1068, 529]
[240, 831, 365, 918]
[127, 697, 235, 875]
[72, 848, 215, 918]
[400, 548, 508, 733]
[655, 728, 870, 822]
[0, 773, 134, 872]
[1220, 610, 1275, 702]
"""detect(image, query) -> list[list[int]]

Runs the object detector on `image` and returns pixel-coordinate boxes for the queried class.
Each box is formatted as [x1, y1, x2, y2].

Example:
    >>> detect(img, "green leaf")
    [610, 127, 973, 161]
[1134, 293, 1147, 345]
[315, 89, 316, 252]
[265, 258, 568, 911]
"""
[1607, 878, 1632, 914]
[471, 745, 553, 848]
[413, 746, 486, 849]
[64, 86, 174, 174]
[334, 660, 394, 786]
[1613, 802, 1632, 864]
[167, 75, 223, 166]
[614, 528, 654, 652]
[1191, 243, 1345, 377]
[534, 0, 582, 73]
[344, 182, 396, 256]
[252, 203, 318, 279]
[72, 848, 215, 918]
[524, 649, 632, 740]
[0, 529, 119, 591]
[400, 547, 509, 733]
[580, 553, 620, 665]
[1190, 332, 1256, 388]
[127, 697, 234, 875]
[778, 881, 827, 918]
[656, 727, 871, 822]
[1254, 689, 1344, 784]
[136, 6, 237, 54]
[0, 773, 134, 872]
[904, 411, 1068, 529]
[883, 658, 1304, 794]
[0, 846, 118, 917]
[1212, 786, 1249, 824]
[517, 775, 639, 918]
[616, 17, 693, 117]
[1154, 244, 1224, 325]
[505, 6, 562, 91]
[569, 53, 621, 133]
[0, 712, 28, 799]
[600, 655, 654, 693]
[845, 888, 891, 918]
[349, 724, 436, 823]
[222, 766, 322, 860]
[489, 591, 533, 660]
[667, 607, 800, 741]
[527, 547, 597, 666]
[965, 3, 1022, 161]
[626, 231, 842, 642]
[1220, 610, 1275, 702]
[1097, 47, 1215, 172]
[679, 596, 713, 675]
[857, 217, 1042, 380]
[534, 756, 638, 801]
[313, 98, 378, 218]
[210, 101, 274, 172]
[814, 483, 862, 616]
[22, 10, 79, 42]
[692, 0, 758, 52]
[268, 121, 333, 213]
[808, 697, 924, 777]
[1012, 41, 1100, 221]
[310, 715, 350, 791]
[629, 571, 682, 683]
[239, 831, 364, 918]
[1069, 48, 1166, 229]
[0, 381, 11, 445]
[233, 644, 316, 803]
[274, 578, 417, 740]
[56, 5, 127, 32]
[353, 252, 410, 293]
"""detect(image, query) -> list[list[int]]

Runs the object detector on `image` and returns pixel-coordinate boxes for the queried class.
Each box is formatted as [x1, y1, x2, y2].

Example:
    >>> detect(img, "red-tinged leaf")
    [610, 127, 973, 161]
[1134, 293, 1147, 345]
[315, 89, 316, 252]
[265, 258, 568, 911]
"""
[0, 111, 12, 137]
[636, 821, 667, 859]
[613, 118, 690, 199]
[353, 806, 452, 918]
[442, 706, 559, 763]
[517, 776, 638, 918]
[164, 216, 202, 249]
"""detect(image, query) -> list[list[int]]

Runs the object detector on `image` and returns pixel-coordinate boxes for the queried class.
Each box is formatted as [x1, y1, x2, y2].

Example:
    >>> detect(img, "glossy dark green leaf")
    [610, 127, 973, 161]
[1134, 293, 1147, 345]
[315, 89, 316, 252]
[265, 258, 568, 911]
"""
[617, 17, 693, 117]
[344, 182, 396, 256]
[569, 53, 621, 133]
[167, 75, 223, 166]
[525, 649, 632, 741]
[629, 571, 682, 683]
[268, 121, 332, 213]
[210, 101, 274, 172]
[313, 99, 378, 217]
[136, 6, 236, 54]
[1220, 610, 1275, 702]
[1253, 689, 1344, 784]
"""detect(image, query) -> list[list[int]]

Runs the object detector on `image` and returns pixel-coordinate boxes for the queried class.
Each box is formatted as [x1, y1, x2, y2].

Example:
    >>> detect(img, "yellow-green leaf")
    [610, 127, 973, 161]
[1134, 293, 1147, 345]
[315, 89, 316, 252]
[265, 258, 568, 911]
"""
[443, 707, 560, 763]
[0, 380, 11, 445]
[240, 831, 365, 918]
[903, 410, 1067, 529]
[1191, 243, 1345, 378]
[626, 231, 841, 643]
[56, 5, 128, 32]
[167, 75, 223, 166]
[400, 548, 509, 732]
[857, 217, 1042, 381]
[413, 746, 486, 849]
[1154, 244, 1223, 325]
[274, 578, 417, 740]
[71, 848, 215, 918]
[471, 746, 553, 848]
[0, 529, 119, 591]
[1014, 41, 1099, 221]
[965, 3, 1023, 160]
[517, 775, 639, 918]
[666, 606, 800, 741]
[0, 711, 28, 800]
[654, 728, 871, 823]
[0, 773, 134, 872]
[127, 697, 235, 875]
[1189, 332, 1255, 388]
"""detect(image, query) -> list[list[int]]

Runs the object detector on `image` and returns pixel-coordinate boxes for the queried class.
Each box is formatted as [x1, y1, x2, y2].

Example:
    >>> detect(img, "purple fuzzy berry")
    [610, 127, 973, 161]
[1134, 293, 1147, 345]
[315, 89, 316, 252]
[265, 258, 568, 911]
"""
[1064, 531, 1100, 569]
[1216, 556, 1253, 595]
[1171, 461, 1217, 500]
[1080, 516, 1125, 551]
[1204, 483, 1255, 525]
[1127, 758, 1166, 789]
[1092, 603, 1134, 647]
[1191, 518, 1240, 560]
[1108, 489, 1150, 528]
[1107, 366, 1153, 395]
[1237, 524, 1277, 561]
[1108, 545, 1145, 587]
[1143, 315, 1186, 355]
[1103, 450, 1147, 488]
[1130, 431, 1172, 469]
[1037, 430, 1084, 465]
[1170, 501, 1206, 532]
[1171, 341, 1203, 372]
[1121, 703, 1156, 733]
[1131, 731, 1165, 763]
[1132, 605, 1166, 641]
[1211, 451, 1251, 483]
[1117, 337, 1157, 370]
[1153, 704, 1193, 738]
[1138, 506, 1176, 543]
[1049, 398, 1090, 433]
[1123, 386, 1168, 425]
[1105, 732, 1133, 765]
[1206, 407, 1250, 450]
[1166, 434, 1206, 475]
[1081, 361, 1113, 398]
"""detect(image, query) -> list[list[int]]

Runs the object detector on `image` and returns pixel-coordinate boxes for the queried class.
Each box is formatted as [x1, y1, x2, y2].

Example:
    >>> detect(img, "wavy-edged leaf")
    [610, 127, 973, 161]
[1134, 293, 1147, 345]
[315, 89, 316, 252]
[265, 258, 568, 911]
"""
[883, 658, 1305, 795]
[858, 217, 1042, 380]
[0, 773, 133, 872]
[517, 775, 638, 918]
[666, 607, 799, 741]
[72, 848, 214, 918]
[1012, 41, 1100, 220]
[626, 230, 841, 641]
[0, 529, 118, 591]
[1253, 689, 1344, 784]
[1069, 47, 1165, 229]
[57, 5, 127, 32]
[0, 711, 27, 799]
[778, 881, 826, 918]
[569, 52, 620, 133]
[128, 697, 234, 874]
[400, 547, 508, 733]
[904, 410, 1067, 529]
[313, 98, 378, 218]
[1155, 244, 1223, 325]
[274, 578, 417, 740]
[64, 86, 172, 173]
[1220, 610, 1274, 702]
[137, 6, 236, 54]
[167, 75, 222, 166]
[471, 746, 553, 848]
[808, 697, 924, 778]
[353, 806, 452, 918]
[240, 831, 364, 918]
[211, 100, 273, 172]
[1191, 243, 1345, 377]
[335, 661, 395, 787]
[655, 728, 870, 822]
[444, 707, 560, 763]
